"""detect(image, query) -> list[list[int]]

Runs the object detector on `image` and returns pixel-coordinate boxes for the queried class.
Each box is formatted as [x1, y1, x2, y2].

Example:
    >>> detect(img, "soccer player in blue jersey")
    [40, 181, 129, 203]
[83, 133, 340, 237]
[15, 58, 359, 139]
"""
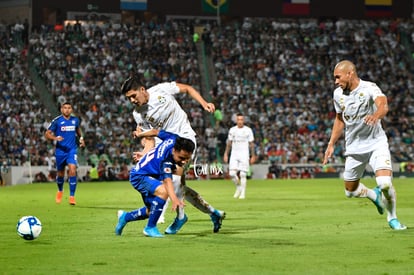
[45, 102, 85, 205]
[115, 130, 194, 238]
[121, 75, 225, 234]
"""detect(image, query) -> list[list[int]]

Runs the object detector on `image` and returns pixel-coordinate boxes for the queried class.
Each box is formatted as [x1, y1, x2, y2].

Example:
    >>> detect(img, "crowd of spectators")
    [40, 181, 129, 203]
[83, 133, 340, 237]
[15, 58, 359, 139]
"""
[0, 20, 53, 168]
[207, 18, 414, 170]
[1, 17, 414, 179]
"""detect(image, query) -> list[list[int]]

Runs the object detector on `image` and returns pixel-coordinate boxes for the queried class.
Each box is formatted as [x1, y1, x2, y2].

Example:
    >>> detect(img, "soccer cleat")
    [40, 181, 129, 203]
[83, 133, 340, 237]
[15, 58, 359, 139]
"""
[69, 196, 76, 205]
[115, 210, 127, 235]
[55, 191, 63, 204]
[388, 219, 407, 230]
[143, 226, 164, 238]
[165, 214, 188, 234]
[210, 210, 226, 233]
[372, 186, 384, 215]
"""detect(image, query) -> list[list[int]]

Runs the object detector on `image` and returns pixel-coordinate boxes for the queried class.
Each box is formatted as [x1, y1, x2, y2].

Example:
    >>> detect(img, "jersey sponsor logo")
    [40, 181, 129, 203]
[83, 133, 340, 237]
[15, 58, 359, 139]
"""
[60, 125, 76, 131]
[157, 96, 166, 104]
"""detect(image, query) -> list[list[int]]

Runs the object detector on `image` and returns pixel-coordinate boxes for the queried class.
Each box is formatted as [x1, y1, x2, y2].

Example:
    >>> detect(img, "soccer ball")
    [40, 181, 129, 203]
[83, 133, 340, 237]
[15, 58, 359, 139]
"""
[16, 216, 42, 240]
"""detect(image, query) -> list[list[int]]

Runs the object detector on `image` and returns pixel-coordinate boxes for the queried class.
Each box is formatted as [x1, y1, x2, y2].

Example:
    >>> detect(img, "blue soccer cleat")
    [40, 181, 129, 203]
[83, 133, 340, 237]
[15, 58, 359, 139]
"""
[210, 210, 226, 233]
[388, 219, 407, 230]
[165, 214, 188, 234]
[115, 210, 127, 235]
[143, 226, 164, 238]
[372, 186, 384, 215]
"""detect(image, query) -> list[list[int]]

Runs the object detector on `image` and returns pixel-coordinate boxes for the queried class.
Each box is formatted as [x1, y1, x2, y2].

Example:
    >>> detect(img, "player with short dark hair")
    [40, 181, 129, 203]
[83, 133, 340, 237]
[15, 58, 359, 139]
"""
[45, 102, 85, 205]
[115, 130, 194, 238]
[120, 75, 225, 234]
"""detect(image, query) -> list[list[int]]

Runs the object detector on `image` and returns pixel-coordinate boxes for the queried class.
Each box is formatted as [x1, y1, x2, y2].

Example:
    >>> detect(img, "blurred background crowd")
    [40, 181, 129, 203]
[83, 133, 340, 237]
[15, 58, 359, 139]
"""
[1, 17, 414, 179]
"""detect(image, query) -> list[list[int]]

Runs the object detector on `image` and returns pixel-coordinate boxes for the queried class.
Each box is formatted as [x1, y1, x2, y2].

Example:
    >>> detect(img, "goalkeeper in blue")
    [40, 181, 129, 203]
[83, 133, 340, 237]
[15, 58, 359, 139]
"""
[115, 130, 194, 238]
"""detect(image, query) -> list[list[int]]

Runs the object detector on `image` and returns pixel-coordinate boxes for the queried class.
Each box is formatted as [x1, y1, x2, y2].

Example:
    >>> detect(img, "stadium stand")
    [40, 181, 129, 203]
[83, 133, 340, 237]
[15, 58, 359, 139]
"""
[1, 17, 414, 179]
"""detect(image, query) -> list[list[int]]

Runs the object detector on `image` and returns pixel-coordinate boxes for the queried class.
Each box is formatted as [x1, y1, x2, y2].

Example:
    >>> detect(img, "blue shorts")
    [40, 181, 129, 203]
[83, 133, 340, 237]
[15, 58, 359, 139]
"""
[56, 149, 78, 171]
[130, 172, 162, 207]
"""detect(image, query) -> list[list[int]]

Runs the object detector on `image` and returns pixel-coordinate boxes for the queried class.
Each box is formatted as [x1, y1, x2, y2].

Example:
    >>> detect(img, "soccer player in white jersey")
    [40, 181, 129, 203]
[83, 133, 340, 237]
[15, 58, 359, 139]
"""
[323, 60, 406, 230]
[120, 75, 225, 234]
[223, 113, 255, 199]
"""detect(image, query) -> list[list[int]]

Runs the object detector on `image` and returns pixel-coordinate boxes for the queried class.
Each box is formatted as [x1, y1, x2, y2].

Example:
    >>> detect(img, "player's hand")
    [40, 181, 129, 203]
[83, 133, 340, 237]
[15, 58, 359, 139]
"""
[204, 102, 215, 113]
[250, 155, 257, 164]
[364, 115, 378, 126]
[55, 136, 64, 141]
[323, 145, 334, 165]
[223, 154, 228, 163]
[171, 198, 185, 211]
[79, 139, 85, 148]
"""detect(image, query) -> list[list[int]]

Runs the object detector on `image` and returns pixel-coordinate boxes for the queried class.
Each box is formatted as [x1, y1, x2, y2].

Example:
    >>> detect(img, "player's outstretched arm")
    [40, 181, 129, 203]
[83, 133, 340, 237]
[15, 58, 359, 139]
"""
[176, 83, 215, 113]
[136, 128, 159, 138]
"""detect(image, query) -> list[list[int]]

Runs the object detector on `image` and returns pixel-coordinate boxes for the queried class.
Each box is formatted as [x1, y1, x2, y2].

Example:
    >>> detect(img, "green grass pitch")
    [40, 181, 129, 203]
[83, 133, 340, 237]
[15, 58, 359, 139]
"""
[1, 178, 413, 275]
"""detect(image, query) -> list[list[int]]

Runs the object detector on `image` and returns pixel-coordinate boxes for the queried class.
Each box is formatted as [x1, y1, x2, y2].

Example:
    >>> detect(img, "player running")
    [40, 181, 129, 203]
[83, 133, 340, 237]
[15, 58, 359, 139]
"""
[323, 60, 406, 230]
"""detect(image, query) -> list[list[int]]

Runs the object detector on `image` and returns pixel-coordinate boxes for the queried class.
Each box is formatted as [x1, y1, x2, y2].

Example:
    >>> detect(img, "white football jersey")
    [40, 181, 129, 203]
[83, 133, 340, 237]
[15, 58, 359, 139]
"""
[227, 125, 254, 158]
[132, 82, 196, 146]
[333, 79, 388, 154]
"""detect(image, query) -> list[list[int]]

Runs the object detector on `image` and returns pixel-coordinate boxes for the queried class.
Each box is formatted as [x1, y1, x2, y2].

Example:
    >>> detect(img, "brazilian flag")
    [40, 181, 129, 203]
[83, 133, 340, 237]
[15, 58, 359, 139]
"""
[202, 0, 229, 14]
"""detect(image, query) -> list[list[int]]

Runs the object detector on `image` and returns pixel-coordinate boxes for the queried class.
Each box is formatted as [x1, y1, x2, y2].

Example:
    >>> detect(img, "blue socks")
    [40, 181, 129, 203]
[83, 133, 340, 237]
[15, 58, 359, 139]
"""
[147, 197, 166, 228]
[69, 176, 77, 196]
[56, 176, 64, 192]
[123, 197, 166, 227]
[57, 176, 77, 196]
[125, 207, 148, 222]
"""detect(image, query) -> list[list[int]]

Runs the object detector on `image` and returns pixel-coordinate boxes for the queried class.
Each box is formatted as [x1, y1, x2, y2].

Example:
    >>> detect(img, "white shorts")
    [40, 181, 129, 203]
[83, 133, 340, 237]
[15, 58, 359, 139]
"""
[229, 155, 250, 173]
[343, 147, 392, 181]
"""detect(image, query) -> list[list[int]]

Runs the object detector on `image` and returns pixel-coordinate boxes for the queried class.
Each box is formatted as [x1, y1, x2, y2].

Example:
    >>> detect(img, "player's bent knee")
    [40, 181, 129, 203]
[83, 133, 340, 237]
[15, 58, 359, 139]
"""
[376, 176, 392, 191]
[239, 171, 247, 179]
[154, 185, 168, 200]
[229, 170, 237, 177]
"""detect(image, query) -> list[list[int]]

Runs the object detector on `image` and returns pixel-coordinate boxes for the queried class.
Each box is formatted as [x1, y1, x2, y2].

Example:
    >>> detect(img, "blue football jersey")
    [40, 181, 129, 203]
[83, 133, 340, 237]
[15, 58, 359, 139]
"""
[47, 115, 80, 153]
[134, 131, 178, 181]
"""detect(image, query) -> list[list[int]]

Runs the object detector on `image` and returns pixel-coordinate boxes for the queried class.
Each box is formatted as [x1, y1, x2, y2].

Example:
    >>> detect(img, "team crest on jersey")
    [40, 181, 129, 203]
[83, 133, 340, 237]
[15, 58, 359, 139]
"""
[339, 96, 345, 111]
[358, 93, 365, 102]
[157, 96, 166, 104]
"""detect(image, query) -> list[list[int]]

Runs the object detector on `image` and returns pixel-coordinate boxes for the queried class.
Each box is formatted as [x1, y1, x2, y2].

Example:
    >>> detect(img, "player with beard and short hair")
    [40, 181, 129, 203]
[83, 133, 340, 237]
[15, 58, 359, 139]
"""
[45, 102, 85, 205]
[323, 60, 406, 230]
